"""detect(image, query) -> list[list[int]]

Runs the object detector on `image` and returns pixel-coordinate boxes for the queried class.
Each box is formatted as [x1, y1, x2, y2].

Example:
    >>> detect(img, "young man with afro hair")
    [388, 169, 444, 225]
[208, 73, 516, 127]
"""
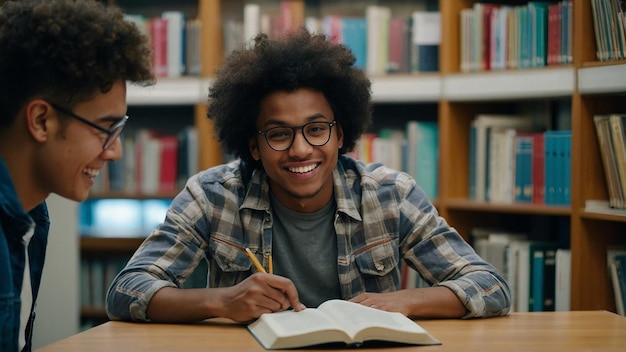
[107, 29, 510, 324]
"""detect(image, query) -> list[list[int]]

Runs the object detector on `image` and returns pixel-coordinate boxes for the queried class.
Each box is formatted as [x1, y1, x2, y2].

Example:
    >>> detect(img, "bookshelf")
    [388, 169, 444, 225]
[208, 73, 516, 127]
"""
[78, 0, 626, 325]
[436, 0, 626, 314]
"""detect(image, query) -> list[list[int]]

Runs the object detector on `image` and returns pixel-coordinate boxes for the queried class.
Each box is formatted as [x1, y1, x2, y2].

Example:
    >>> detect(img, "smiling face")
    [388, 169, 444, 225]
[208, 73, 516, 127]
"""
[249, 88, 344, 212]
[34, 79, 127, 203]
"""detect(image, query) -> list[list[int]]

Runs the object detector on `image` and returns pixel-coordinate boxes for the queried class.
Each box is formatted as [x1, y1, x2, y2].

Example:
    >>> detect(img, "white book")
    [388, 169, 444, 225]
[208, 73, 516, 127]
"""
[555, 248, 571, 311]
[470, 115, 534, 202]
[365, 5, 390, 76]
[506, 240, 531, 312]
[248, 299, 440, 349]
[243, 3, 260, 47]
[162, 11, 185, 77]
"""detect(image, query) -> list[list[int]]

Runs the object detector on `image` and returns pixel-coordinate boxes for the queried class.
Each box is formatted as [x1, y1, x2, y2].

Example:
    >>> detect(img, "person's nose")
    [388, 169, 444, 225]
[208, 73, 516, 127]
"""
[102, 136, 123, 161]
[288, 129, 313, 157]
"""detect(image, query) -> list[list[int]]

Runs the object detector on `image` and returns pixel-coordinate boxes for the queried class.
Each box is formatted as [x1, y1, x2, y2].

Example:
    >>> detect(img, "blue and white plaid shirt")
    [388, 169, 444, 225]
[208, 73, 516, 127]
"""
[106, 155, 510, 321]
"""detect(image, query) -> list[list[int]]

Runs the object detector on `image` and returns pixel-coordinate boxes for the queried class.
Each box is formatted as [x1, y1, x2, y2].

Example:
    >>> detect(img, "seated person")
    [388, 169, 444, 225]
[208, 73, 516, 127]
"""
[106, 29, 510, 324]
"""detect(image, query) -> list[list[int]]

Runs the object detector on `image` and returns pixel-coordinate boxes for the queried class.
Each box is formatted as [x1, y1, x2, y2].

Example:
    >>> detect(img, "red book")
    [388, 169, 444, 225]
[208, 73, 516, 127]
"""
[532, 133, 545, 204]
[387, 16, 409, 73]
[150, 18, 168, 77]
[547, 3, 561, 66]
[480, 4, 499, 71]
[159, 135, 179, 194]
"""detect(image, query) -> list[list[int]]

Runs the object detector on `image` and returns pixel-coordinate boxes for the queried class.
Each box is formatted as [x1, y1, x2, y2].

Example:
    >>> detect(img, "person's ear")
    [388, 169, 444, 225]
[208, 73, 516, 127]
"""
[25, 100, 54, 143]
[249, 137, 261, 161]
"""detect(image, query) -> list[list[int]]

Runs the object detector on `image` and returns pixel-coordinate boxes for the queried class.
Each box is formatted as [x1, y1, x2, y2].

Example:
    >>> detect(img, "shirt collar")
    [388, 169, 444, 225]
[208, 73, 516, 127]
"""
[239, 156, 362, 222]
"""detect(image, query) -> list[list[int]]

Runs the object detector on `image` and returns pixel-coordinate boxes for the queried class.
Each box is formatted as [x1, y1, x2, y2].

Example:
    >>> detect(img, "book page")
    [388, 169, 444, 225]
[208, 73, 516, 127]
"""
[260, 308, 343, 337]
[317, 300, 428, 340]
[248, 308, 352, 349]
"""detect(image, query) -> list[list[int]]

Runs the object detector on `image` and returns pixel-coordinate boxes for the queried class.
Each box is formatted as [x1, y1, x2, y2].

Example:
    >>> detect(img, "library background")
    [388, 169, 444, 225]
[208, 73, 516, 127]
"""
[18, 0, 626, 348]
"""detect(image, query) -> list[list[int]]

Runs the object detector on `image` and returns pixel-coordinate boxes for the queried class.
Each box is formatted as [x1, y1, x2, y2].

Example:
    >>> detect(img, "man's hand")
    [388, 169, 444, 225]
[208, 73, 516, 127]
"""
[349, 287, 467, 319]
[215, 273, 306, 322]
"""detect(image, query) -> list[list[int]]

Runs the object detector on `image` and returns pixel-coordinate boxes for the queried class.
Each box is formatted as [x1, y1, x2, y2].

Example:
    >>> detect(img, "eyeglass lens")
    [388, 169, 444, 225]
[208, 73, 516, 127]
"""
[264, 121, 333, 151]
[103, 117, 128, 150]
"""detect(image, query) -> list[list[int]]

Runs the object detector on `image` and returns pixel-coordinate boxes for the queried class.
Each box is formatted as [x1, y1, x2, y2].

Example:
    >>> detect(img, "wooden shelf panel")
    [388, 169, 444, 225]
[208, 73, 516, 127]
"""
[580, 210, 626, 223]
[80, 237, 145, 253]
[443, 67, 576, 101]
[578, 63, 626, 95]
[443, 198, 571, 216]
[80, 307, 108, 320]
[127, 77, 212, 106]
[131, 75, 444, 105]
[370, 74, 441, 103]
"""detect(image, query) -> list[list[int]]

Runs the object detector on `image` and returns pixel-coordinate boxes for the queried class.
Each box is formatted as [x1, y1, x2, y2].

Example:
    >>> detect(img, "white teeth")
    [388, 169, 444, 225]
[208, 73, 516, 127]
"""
[289, 164, 317, 174]
[84, 168, 99, 177]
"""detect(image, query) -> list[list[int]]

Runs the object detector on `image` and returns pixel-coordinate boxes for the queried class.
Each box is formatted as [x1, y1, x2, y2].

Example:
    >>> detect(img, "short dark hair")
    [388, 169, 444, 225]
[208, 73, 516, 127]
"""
[0, 0, 154, 130]
[207, 29, 372, 166]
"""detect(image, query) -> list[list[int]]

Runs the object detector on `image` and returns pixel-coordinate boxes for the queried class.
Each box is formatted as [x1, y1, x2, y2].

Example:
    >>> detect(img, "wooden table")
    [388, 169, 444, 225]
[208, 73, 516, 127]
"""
[37, 311, 626, 351]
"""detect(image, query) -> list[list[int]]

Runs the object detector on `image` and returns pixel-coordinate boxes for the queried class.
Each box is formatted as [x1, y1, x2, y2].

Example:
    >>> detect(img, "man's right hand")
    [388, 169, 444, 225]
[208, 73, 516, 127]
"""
[213, 273, 306, 322]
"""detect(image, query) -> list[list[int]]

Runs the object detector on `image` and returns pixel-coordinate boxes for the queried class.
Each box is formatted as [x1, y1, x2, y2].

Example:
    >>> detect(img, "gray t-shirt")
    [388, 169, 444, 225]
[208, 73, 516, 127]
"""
[270, 196, 342, 308]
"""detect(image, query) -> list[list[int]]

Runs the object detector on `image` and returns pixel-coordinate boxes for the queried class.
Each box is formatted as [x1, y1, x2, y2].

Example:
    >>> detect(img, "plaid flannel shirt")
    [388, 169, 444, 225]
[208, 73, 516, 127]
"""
[106, 155, 510, 321]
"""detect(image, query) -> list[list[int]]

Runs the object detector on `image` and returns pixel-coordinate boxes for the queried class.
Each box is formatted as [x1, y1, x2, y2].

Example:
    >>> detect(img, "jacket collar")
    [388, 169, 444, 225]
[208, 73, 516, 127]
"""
[0, 156, 35, 241]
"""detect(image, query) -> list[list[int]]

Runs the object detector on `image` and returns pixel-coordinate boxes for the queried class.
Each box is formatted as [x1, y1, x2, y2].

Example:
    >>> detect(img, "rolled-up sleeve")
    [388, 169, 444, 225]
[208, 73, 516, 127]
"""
[399, 181, 511, 318]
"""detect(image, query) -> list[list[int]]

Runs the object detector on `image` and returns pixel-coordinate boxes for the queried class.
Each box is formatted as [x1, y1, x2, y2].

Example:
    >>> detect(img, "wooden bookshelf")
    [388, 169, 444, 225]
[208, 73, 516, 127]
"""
[569, 0, 626, 312]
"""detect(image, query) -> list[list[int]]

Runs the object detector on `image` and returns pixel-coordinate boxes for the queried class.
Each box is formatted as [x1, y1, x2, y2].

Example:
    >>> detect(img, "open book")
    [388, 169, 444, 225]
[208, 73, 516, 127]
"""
[247, 299, 441, 349]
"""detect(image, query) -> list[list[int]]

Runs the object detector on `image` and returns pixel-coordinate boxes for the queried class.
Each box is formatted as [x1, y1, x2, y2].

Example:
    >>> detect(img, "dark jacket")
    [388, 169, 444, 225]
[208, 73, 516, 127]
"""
[1, 156, 50, 352]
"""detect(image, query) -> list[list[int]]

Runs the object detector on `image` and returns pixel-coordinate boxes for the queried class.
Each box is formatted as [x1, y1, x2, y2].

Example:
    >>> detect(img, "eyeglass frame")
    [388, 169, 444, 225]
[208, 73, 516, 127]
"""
[257, 120, 337, 151]
[47, 101, 129, 150]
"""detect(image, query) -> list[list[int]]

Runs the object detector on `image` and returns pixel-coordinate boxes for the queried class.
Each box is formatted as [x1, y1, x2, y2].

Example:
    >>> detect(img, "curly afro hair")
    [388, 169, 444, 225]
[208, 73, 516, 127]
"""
[207, 28, 372, 166]
[0, 0, 154, 130]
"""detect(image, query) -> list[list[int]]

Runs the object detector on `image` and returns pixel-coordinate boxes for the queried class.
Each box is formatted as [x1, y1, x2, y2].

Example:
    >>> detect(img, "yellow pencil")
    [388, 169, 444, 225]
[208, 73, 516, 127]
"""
[268, 255, 273, 275]
[245, 247, 267, 273]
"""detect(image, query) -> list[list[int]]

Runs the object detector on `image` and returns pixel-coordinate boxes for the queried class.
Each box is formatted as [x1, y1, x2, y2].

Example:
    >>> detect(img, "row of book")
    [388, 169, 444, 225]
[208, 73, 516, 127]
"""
[125, 11, 202, 78]
[92, 126, 199, 196]
[80, 256, 129, 311]
[590, 0, 626, 62]
[468, 114, 571, 205]
[350, 121, 439, 199]
[234, 2, 441, 75]
[80, 255, 208, 312]
[460, 1, 573, 72]
[471, 229, 571, 312]
[593, 114, 626, 209]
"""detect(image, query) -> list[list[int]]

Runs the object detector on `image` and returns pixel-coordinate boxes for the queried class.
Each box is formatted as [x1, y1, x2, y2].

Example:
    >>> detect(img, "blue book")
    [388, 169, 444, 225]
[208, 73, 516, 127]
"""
[468, 125, 477, 200]
[544, 130, 571, 205]
[406, 121, 438, 199]
[514, 134, 534, 203]
[411, 11, 440, 72]
[414, 121, 438, 199]
[529, 242, 559, 312]
[341, 17, 367, 70]
[543, 131, 560, 205]
[561, 130, 572, 205]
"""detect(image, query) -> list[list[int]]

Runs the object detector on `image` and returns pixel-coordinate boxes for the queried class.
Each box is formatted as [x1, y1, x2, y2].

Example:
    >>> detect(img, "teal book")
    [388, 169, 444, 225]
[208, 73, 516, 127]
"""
[529, 242, 559, 312]
[514, 134, 534, 203]
[341, 17, 367, 71]
[406, 121, 438, 199]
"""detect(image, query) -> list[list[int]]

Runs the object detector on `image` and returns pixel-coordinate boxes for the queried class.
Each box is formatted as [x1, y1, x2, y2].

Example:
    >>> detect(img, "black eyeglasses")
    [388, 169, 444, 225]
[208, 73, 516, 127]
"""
[48, 102, 129, 150]
[258, 120, 337, 151]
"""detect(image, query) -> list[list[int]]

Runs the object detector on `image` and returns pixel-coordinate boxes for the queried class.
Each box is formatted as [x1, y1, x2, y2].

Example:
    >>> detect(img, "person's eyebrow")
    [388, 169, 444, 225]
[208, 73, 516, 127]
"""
[260, 113, 328, 129]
